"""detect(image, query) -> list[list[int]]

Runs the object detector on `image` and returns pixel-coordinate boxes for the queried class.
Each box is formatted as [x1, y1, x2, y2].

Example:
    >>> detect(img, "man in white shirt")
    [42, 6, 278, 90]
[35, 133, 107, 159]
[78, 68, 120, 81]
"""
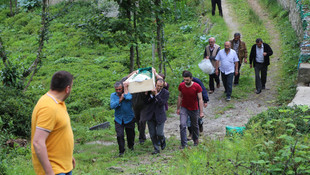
[215, 41, 239, 101]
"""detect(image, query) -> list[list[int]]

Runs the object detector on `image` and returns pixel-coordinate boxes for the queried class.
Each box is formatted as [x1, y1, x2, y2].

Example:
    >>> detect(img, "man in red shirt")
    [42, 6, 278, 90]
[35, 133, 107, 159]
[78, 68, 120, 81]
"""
[177, 71, 204, 148]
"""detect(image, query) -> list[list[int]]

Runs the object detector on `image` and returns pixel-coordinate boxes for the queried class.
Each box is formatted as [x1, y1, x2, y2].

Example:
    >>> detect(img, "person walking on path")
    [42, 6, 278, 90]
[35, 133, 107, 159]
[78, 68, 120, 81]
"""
[204, 37, 221, 94]
[249, 38, 273, 94]
[110, 81, 135, 157]
[211, 0, 223, 16]
[215, 41, 239, 101]
[177, 71, 204, 149]
[230, 33, 248, 85]
[31, 71, 75, 175]
[141, 79, 169, 155]
[183, 74, 209, 139]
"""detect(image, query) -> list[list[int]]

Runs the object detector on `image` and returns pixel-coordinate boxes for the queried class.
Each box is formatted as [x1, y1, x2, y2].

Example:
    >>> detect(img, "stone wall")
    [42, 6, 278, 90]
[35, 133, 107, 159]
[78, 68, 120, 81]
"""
[277, 0, 304, 40]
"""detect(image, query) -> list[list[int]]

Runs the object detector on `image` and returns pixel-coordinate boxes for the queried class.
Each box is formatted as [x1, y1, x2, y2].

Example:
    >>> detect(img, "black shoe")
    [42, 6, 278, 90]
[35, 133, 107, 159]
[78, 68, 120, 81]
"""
[118, 152, 124, 157]
[199, 124, 203, 133]
[194, 140, 199, 146]
[234, 83, 239, 86]
[152, 150, 160, 155]
[161, 140, 166, 150]
[256, 90, 261, 94]
[179, 145, 187, 150]
[262, 86, 265, 90]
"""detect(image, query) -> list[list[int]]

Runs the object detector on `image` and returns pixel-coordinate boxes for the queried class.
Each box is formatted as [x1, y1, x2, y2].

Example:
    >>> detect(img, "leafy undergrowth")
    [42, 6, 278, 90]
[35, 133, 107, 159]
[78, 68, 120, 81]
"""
[0, 0, 306, 174]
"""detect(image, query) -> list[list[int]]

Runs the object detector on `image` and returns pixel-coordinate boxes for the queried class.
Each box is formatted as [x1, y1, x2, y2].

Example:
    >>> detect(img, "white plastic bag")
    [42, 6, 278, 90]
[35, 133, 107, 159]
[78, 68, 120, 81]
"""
[198, 59, 215, 74]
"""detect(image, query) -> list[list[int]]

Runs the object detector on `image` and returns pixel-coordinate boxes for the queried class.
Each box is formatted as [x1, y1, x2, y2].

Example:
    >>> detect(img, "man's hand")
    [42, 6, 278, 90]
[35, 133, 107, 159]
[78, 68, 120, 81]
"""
[235, 71, 238, 76]
[215, 69, 219, 76]
[200, 112, 204, 118]
[176, 109, 180, 115]
[244, 58, 247, 63]
[123, 81, 129, 88]
[203, 103, 208, 108]
[205, 56, 209, 59]
[72, 157, 76, 169]
[151, 89, 157, 96]
[119, 94, 124, 103]
[263, 52, 267, 56]
[250, 64, 253, 68]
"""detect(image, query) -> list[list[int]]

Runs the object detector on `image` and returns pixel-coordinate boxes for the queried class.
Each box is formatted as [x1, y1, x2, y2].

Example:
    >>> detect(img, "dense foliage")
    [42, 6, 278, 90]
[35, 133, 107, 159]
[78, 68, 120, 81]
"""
[0, 0, 307, 174]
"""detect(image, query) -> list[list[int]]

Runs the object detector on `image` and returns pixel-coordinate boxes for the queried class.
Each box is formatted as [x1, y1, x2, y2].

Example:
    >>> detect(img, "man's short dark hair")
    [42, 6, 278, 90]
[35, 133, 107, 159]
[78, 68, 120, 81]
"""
[158, 73, 165, 80]
[234, 33, 241, 37]
[114, 81, 123, 88]
[256, 38, 263, 43]
[182, 70, 192, 78]
[50, 71, 73, 92]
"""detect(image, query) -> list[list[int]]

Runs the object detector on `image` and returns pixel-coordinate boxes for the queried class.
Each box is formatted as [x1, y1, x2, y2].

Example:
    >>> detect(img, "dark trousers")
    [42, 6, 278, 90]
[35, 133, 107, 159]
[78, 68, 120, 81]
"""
[134, 108, 146, 142]
[234, 61, 242, 84]
[254, 63, 268, 91]
[221, 72, 234, 98]
[115, 119, 135, 153]
[209, 70, 220, 91]
[147, 118, 165, 151]
[180, 107, 199, 147]
[211, 0, 223, 16]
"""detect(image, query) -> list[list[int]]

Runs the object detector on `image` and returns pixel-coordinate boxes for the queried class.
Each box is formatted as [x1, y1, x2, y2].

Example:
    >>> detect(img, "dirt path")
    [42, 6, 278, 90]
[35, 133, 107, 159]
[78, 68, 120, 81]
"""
[163, 0, 281, 140]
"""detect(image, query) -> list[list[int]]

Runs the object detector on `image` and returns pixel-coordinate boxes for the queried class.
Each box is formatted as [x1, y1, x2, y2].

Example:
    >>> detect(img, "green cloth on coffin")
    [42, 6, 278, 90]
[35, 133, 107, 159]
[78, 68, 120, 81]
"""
[226, 126, 245, 136]
[132, 67, 152, 81]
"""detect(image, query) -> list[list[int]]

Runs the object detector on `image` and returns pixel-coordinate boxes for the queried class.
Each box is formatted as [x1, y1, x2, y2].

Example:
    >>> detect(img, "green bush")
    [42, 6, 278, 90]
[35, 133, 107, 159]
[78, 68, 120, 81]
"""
[0, 87, 36, 138]
[246, 106, 310, 136]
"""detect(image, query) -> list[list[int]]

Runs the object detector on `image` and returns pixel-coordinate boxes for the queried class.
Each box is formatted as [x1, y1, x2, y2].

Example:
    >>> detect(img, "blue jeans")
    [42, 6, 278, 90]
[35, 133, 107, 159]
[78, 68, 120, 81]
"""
[221, 72, 234, 98]
[57, 171, 72, 175]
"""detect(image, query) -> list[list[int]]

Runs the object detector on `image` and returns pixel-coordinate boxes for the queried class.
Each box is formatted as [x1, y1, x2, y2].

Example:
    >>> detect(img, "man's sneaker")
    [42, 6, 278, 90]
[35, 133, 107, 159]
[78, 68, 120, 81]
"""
[226, 97, 231, 101]
[179, 145, 187, 150]
[152, 150, 160, 155]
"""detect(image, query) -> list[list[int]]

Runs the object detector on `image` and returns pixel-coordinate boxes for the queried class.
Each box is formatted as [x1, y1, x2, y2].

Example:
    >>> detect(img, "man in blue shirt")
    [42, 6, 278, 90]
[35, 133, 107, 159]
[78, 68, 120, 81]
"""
[110, 81, 135, 157]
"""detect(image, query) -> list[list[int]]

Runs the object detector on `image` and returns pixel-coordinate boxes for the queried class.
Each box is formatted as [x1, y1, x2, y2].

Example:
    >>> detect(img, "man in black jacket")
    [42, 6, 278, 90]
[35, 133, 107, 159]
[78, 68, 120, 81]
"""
[249, 38, 273, 94]
[141, 79, 169, 154]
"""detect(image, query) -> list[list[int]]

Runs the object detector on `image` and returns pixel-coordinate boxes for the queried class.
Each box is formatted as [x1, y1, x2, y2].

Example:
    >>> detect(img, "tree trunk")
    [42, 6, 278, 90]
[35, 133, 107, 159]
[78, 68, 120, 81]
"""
[24, 0, 48, 91]
[15, 0, 18, 14]
[162, 27, 166, 76]
[133, 2, 140, 68]
[0, 37, 9, 67]
[155, 0, 162, 73]
[126, 0, 134, 72]
[9, 0, 13, 16]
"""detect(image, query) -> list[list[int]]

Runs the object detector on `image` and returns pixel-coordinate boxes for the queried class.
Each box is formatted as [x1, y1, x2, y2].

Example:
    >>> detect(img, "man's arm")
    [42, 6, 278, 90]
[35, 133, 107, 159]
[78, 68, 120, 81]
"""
[176, 91, 182, 115]
[249, 45, 255, 68]
[197, 92, 204, 118]
[265, 44, 273, 56]
[243, 42, 248, 63]
[215, 60, 220, 76]
[33, 129, 54, 175]
[235, 61, 239, 76]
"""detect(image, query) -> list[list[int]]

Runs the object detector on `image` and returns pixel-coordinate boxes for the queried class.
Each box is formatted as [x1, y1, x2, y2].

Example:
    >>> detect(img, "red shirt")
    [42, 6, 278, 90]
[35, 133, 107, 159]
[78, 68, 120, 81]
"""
[178, 82, 202, 110]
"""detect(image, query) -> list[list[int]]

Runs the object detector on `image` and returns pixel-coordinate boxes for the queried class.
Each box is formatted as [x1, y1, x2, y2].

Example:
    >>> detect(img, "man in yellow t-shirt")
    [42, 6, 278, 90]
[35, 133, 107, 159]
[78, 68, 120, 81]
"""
[31, 71, 75, 175]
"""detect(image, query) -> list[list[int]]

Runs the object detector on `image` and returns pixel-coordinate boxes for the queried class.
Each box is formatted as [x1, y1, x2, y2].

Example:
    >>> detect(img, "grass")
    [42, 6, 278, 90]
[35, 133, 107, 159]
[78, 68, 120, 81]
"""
[0, 0, 305, 174]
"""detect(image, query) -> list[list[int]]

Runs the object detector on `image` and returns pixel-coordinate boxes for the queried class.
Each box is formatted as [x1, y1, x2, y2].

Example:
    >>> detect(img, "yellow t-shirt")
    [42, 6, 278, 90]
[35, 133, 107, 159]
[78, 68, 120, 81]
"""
[31, 93, 74, 175]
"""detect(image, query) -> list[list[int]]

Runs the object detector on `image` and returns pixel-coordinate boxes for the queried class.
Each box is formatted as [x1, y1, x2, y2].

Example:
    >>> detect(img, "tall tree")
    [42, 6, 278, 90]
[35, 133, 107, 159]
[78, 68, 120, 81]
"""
[155, 0, 162, 73]
[9, 0, 13, 16]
